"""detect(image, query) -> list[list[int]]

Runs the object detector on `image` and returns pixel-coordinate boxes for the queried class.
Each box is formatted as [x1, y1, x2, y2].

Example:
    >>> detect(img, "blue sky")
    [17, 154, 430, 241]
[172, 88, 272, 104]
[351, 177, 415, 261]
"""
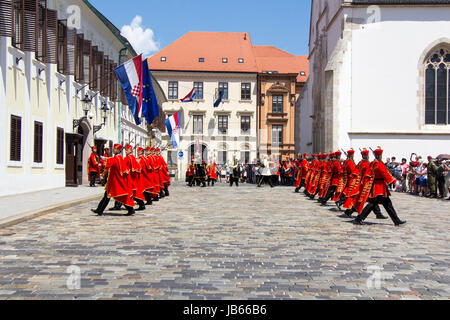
[90, 0, 311, 56]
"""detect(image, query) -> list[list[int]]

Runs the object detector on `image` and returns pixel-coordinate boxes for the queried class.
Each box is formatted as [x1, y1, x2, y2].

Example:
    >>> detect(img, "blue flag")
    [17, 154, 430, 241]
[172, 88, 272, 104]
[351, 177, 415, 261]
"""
[141, 59, 159, 125]
[214, 89, 224, 108]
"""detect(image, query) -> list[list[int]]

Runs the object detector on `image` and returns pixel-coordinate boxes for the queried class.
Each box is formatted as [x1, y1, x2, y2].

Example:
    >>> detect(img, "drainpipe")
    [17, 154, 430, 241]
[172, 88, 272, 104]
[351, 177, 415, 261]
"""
[118, 47, 128, 143]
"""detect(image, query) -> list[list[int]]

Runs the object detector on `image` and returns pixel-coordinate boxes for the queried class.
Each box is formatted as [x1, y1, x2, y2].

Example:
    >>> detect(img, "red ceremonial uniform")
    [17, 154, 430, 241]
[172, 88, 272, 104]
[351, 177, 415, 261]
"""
[343, 159, 371, 210]
[104, 155, 134, 207]
[88, 152, 99, 181]
[208, 163, 218, 180]
[158, 154, 171, 186]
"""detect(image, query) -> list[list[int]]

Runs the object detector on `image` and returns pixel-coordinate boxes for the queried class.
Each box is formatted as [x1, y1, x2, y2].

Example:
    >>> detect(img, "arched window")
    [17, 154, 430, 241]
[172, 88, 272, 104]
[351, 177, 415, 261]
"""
[424, 47, 450, 125]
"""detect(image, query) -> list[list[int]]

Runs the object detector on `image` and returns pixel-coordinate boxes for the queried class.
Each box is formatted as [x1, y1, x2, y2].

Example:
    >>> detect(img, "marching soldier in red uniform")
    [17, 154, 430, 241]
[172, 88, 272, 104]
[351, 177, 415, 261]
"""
[156, 148, 171, 197]
[304, 154, 317, 197]
[138, 147, 153, 206]
[333, 149, 356, 210]
[343, 149, 386, 219]
[354, 147, 406, 226]
[143, 147, 158, 204]
[91, 144, 135, 216]
[295, 153, 309, 193]
[309, 154, 327, 199]
[318, 153, 333, 202]
[320, 151, 343, 205]
[149, 148, 162, 199]
[88, 146, 100, 187]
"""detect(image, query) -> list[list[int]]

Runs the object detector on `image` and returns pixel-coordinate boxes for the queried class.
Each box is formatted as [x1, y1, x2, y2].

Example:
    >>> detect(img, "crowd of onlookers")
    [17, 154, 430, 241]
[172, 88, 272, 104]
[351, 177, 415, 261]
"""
[385, 154, 450, 200]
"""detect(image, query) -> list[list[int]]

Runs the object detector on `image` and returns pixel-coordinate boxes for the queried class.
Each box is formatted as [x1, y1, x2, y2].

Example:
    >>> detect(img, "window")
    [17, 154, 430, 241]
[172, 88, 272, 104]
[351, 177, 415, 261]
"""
[238, 58, 244, 63]
[218, 115, 228, 134]
[222, 58, 228, 63]
[272, 95, 283, 113]
[168, 81, 178, 99]
[241, 83, 251, 100]
[167, 151, 176, 167]
[193, 115, 203, 134]
[194, 82, 203, 99]
[56, 127, 64, 165]
[219, 82, 228, 100]
[218, 151, 227, 165]
[272, 125, 283, 145]
[10, 115, 21, 162]
[34, 121, 43, 163]
[199, 57, 204, 63]
[161, 57, 166, 62]
[425, 47, 450, 125]
[300, 71, 306, 76]
[241, 116, 251, 135]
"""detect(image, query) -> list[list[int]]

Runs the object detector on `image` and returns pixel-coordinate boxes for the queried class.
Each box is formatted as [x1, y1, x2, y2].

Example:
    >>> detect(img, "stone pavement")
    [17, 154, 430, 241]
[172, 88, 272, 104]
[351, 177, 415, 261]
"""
[0, 182, 449, 300]
[0, 185, 104, 223]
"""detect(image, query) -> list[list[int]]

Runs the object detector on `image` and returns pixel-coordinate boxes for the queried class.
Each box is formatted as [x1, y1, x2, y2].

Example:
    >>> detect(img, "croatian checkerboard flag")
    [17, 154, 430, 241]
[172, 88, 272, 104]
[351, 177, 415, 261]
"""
[165, 112, 181, 148]
[115, 54, 143, 125]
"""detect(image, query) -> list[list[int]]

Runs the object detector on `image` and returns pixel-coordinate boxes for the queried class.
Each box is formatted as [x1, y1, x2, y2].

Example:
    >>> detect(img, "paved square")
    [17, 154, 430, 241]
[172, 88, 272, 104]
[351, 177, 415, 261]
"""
[0, 183, 449, 300]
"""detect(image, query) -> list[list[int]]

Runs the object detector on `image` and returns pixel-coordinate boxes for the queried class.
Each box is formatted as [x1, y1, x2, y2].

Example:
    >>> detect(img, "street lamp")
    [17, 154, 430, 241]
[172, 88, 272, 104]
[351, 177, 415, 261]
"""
[94, 102, 110, 134]
[101, 102, 110, 125]
[81, 94, 92, 116]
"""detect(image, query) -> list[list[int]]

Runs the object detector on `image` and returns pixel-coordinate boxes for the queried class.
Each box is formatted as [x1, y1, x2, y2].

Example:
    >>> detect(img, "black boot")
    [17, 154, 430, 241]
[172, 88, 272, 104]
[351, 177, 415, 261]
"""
[164, 188, 170, 197]
[295, 187, 300, 193]
[125, 207, 136, 216]
[344, 209, 353, 218]
[373, 203, 388, 220]
[383, 198, 406, 226]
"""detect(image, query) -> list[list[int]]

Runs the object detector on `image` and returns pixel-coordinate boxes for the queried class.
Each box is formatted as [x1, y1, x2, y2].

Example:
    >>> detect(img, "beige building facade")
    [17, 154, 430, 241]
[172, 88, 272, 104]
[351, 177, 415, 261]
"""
[0, 0, 139, 196]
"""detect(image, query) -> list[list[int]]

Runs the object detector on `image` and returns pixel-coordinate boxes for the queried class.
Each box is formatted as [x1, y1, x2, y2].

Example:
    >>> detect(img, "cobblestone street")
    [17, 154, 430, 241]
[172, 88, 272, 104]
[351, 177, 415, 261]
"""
[0, 182, 449, 300]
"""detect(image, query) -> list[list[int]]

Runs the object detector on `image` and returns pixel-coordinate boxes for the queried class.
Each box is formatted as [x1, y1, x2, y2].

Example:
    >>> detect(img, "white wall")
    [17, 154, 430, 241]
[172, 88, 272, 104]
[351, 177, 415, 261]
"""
[349, 7, 450, 133]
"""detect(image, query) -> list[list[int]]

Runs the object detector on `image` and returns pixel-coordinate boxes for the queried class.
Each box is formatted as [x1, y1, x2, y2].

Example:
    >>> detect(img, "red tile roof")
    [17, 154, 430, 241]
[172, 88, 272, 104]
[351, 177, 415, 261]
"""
[148, 31, 257, 73]
[148, 32, 309, 82]
[253, 46, 309, 83]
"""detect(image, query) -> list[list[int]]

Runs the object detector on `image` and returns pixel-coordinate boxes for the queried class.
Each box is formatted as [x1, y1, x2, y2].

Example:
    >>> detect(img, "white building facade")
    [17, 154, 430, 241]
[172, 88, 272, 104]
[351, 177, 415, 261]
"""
[297, 0, 450, 159]
[0, 0, 139, 196]
[153, 71, 258, 180]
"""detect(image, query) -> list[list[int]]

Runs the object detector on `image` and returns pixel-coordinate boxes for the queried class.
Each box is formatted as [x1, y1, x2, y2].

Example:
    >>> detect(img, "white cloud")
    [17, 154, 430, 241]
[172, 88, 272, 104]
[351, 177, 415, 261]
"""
[121, 16, 159, 57]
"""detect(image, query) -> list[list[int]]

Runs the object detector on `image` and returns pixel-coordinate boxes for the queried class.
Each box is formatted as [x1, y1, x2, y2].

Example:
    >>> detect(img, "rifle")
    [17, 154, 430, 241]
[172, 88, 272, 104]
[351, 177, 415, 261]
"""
[341, 149, 348, 157]
[369, 147, 377, 158]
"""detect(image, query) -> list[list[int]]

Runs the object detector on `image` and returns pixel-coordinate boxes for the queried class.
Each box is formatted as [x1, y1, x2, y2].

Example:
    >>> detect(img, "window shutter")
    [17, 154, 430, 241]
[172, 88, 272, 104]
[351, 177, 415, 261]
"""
[66, 27, 76, 75]
[83, 39, 91, 85]
[45, 8, 57, 64]
[111, 62, 118, 102]
[10, 115, 22, 162]
[36, 0, 46, 62]
[57, 20, 67, 74]
[33, 121, 43, 163]
[101, 56, 109, 96]
[90, 46, 98, 90]
[0, 0, 14, 37]
[56, 127, 64, 165]
[75, 33, 84, 83]
[22, 0, 38, 52]
[107, 59, 113, 98]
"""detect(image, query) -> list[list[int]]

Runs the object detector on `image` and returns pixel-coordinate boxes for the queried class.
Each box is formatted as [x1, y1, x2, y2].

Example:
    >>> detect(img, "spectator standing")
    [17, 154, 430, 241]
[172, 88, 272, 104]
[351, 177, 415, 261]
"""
[400, 158, 409, 192]
[426, 156, 438, 198]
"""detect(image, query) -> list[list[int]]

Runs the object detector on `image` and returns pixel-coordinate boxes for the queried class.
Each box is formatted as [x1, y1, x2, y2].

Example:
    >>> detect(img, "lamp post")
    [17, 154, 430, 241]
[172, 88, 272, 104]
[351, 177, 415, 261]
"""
[81, 94, 92, 116]
[74, 94, 93, 131]
[101, 102, 110, 125]
[94, 102, 110, 134]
